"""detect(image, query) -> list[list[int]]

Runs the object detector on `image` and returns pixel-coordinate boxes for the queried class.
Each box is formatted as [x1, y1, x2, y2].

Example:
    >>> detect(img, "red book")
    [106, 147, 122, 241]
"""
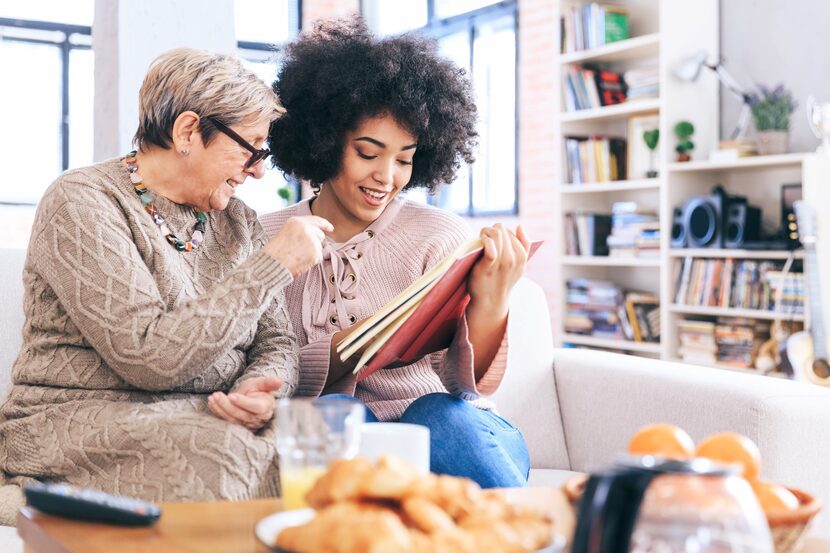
[336, 239, 543, 383]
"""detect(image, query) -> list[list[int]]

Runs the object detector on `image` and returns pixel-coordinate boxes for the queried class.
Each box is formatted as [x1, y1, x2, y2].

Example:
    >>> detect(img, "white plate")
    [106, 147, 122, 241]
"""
[255, 508, 566, 552]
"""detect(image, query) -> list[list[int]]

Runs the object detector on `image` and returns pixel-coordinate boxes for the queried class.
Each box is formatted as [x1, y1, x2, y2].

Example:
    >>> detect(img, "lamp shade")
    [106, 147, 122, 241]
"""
[673, 51, 708, 81]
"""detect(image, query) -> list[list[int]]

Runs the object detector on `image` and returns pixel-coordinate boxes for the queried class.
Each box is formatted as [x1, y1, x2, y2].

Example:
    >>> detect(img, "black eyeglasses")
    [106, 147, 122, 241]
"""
[207, 117, 270, 169]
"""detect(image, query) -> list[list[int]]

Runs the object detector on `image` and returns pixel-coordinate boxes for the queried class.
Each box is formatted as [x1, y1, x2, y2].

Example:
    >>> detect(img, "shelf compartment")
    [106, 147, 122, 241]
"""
[563, 334, 662, 354]
[560, 98, 660, 123]
[669, 304, 805, 321]
[667, 152, 807, 173]
[562, 256, 661, 267]
[560, 33, 660, 65]
[669, 249, 804, 260]
[560, 178, 660, 194]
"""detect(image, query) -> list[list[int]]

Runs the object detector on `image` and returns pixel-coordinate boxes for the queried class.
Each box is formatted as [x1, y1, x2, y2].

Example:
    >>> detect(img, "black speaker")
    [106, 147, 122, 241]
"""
[670, 207, 686, 247]
[682, 187, 726, 248]
[724, 202, 762, 248]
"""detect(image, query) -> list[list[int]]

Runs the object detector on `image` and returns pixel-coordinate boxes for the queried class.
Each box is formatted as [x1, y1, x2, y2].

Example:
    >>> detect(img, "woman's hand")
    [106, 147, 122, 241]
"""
[468, 224, 531, 315]
[207, 376, 283, 431]
[466, 224, 531, 380]
[263, 216, 333, 277]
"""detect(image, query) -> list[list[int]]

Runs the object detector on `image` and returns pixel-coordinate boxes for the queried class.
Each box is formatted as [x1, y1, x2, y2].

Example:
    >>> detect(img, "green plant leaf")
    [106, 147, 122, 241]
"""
[643, 129, 659, 150]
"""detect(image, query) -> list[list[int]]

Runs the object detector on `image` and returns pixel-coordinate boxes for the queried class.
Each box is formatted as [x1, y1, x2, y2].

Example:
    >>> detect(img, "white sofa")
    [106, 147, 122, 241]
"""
[1, 247, 830, 552]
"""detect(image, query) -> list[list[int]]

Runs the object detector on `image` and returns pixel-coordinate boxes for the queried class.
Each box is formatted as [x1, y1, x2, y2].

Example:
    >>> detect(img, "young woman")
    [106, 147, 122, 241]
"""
[259, 18, 531, 488]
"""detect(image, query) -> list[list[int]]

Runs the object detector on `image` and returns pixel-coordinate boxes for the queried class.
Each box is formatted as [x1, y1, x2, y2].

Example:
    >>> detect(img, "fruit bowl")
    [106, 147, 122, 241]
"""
[767, 486, 822, 553]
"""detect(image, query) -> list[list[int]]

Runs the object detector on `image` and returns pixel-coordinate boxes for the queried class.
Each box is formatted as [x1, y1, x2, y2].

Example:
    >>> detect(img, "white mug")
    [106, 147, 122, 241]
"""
[358, 422, 430, 474]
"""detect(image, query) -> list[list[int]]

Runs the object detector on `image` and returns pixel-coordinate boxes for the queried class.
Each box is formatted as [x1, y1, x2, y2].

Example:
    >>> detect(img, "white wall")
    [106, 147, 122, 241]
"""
[720, 0, 829, 153]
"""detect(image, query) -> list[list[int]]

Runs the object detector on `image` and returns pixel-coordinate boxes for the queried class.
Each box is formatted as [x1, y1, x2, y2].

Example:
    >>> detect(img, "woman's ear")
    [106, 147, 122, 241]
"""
[171, 111, 201, 155]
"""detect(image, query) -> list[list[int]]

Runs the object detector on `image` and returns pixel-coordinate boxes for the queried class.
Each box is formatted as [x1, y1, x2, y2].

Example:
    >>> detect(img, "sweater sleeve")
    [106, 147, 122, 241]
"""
[431, 311, 510, 399]
[31, 199, 293, 392]
[230, 220, 300, 397]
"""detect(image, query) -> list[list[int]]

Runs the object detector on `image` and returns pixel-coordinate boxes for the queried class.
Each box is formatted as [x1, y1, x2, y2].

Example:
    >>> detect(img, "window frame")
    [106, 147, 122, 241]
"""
[0, 16, 91, 200]
[362, 0, 519, 217]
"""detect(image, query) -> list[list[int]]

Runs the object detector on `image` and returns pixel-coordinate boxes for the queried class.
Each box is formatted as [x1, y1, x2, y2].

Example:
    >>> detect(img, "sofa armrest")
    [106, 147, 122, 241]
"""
[491, 279, 569, 472]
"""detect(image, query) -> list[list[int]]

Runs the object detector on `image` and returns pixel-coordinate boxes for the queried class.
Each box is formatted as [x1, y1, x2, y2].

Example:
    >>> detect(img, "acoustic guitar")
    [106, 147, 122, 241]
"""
[786, 201, 830, 384]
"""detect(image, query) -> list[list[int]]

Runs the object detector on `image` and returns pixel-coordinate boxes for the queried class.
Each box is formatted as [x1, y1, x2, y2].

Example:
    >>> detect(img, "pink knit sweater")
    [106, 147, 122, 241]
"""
[259, 198, 510, 421]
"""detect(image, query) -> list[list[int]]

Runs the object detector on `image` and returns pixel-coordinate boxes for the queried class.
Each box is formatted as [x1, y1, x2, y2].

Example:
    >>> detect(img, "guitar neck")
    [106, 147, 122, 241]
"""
[805, 242, 829, 360]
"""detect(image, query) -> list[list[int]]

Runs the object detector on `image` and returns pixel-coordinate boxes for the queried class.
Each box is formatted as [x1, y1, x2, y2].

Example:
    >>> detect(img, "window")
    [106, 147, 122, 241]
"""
[234, 0, 302, 215]
[362, 0, 517, 216]
[0, 8, 93, 204]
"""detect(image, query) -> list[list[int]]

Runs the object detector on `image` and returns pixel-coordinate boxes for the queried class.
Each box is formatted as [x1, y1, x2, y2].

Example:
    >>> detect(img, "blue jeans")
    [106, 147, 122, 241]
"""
[324, 392, 530, 488]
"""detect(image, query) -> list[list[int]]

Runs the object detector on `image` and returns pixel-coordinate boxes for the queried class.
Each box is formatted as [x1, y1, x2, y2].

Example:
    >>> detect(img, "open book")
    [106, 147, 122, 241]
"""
[336, 237, 543, 382]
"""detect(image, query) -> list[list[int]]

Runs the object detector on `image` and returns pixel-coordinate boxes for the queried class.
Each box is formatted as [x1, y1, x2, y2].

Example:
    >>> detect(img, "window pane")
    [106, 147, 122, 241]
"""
[0, 40, 62, 203]
[2, 0, 93, 26]
[437, 31, 472, 214]
[69, 48, 93, 168]
[435, 0, 500, 19]
[235, 0, 297, 44]
[362, 0, 428, 36]
[400, 187, 430, 206]
[471, 15, 516, 212]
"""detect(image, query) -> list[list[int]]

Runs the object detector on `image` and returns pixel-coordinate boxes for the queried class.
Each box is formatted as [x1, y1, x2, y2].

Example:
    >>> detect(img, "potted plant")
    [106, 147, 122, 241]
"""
[674, 121, 695, 162]
[643, 129, 659, 177]
[749, 83, 797, 155]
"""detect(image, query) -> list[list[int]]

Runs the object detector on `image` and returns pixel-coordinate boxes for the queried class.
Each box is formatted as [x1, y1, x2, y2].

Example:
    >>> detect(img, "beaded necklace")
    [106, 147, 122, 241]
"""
[124, 151, 206, 252]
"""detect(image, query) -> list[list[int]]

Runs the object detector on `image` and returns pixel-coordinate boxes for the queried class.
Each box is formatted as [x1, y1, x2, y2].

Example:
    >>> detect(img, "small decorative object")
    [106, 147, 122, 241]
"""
[627, 114, 660, 179]
[277, 185, 294, 206]
[749, 83, 797, 155]
[807, 96, 830, 153]
[643, 129, 659, 178]
[674, 121, 695, 162]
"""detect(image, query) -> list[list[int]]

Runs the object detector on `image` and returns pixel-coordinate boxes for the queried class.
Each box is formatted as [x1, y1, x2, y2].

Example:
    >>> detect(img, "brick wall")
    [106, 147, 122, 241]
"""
[304, 0, 561, 335]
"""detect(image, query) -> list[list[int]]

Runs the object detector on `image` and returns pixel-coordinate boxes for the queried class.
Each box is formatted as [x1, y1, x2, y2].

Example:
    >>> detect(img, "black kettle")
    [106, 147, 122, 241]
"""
[571, 456, 773, 553]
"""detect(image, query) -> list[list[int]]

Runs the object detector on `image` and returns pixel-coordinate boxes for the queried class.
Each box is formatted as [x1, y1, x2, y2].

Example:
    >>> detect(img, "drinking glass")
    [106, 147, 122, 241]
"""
[276, 396, 365, 510]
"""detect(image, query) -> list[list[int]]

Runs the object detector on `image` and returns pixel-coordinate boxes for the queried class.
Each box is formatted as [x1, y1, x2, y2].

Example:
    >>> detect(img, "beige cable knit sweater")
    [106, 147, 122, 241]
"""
[0, 158, 298, 511]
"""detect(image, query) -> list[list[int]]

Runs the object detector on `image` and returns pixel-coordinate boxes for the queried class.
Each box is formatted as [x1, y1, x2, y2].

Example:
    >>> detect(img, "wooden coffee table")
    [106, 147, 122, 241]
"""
[17, 487, 576, 553]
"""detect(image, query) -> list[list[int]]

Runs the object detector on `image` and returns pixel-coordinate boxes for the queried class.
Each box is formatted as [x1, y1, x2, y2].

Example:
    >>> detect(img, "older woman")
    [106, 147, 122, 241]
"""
[260, 19, 531, 488]
[0, 48, 329, 507]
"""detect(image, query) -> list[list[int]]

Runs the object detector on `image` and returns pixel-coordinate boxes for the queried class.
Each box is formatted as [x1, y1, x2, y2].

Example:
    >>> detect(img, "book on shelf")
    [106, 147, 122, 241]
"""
[677, 317, 772, 369]
[563, 66, 627, 112]
[564, 135, 627, 183]
[561, 3, 630, 53]
[564, 211, 612, 256]
[606, 201, 659, 258]
[337, 237, 543, 382]
[565, 279, 659, 343]
[623, 65, 659, 100]
[673, 257, 804, 314]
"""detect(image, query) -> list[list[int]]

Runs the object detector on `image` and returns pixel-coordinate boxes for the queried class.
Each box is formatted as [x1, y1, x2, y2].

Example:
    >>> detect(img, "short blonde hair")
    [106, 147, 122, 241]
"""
[134, 47, 283, 150]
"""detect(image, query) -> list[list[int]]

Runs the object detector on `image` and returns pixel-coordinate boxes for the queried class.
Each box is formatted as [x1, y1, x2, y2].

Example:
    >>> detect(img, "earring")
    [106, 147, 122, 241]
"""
[180, 148, 189, 156]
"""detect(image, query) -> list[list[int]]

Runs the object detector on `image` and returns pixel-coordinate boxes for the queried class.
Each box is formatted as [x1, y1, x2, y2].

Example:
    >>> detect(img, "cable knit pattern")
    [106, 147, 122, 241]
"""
[0, 158, 298, 503]
[260, 198, 509, 421]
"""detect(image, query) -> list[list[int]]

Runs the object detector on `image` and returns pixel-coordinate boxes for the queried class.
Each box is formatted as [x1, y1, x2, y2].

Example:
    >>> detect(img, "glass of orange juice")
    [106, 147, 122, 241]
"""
[276, 397, 365, 510]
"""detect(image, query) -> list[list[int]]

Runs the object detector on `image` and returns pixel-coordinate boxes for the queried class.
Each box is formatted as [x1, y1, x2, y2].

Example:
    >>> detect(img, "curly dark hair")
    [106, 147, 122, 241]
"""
[268, 16, 478, 193]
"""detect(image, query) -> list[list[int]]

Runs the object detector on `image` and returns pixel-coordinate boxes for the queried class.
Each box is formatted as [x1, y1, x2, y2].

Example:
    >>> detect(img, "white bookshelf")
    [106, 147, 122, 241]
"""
[668, 304, 805, 322]
[560, 97, 660, 123]
[559, 32, 660, 65]
[561, 178, 660, 194]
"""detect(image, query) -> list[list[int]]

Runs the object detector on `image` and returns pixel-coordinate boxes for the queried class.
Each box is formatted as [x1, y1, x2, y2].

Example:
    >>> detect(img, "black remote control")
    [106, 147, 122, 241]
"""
[24, 481, 161, 526]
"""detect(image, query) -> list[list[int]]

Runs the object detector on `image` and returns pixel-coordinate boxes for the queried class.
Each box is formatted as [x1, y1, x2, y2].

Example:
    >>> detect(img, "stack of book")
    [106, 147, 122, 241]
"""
[564, 211, 612, 256]
[673, 258, 796, 311]
[566, 279, 660, 343]
[606, 201, 659, 258]
[565, 279, 624, 339]
[563, 65, 626, 111]
[623, 66, 659, 100]
[715, 317, 770, 369]
[676, 320, 717, 366]
[564, 135, 627, 183]
[561, 3, 630, 53]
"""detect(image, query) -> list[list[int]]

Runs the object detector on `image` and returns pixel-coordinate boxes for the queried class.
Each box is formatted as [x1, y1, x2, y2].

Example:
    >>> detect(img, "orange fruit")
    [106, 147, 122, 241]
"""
[695, 432, 762, 482]
[627, 423, 695, 460]
[751, 481, 800, 513]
